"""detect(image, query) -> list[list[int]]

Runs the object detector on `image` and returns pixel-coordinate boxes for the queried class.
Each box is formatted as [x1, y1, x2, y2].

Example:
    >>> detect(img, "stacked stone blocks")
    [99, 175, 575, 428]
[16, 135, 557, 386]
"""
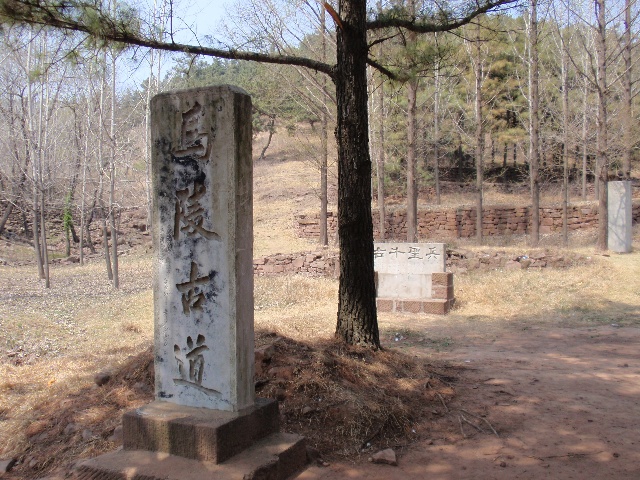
[296, 201, 640, 241]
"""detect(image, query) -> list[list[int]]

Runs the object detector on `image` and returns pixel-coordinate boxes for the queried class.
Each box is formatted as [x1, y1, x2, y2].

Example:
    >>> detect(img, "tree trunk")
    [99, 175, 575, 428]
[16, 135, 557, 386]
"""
[433, 58, 441, 206]
[529, 0, 540, 246]
[375, 16, 386, 239]
[319, 5, 329, 247]
[407, 76, 418, 242]
[406, 1, 418, 242]
[560, 17, 569, 246]
[0, 203, 14, 235]
[98, 52, 113, 280]
[26, 32, 44, 279]
[622, 0, 633, 179]
[334, 0, 379, 348]
[582, 74, 588, 200]
[473, 24, 484, 245]
[595, 0, 608, 250]
[109, 0, 119, 288]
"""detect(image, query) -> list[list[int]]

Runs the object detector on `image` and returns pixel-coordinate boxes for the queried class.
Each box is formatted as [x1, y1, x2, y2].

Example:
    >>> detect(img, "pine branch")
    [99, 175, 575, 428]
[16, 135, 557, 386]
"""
[0, 0, 335, 77]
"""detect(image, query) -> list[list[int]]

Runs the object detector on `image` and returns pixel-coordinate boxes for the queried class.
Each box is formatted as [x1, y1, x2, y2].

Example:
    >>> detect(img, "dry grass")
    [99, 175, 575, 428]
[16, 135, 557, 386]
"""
[1, 125, 640, 476]
[0, 256, 154, 458]
[253, 127, 337, 257]
[254, 335, 458, 457]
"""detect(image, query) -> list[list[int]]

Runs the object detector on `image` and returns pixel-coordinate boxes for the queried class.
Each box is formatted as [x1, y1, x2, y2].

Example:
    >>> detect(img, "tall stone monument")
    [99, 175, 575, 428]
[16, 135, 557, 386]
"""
[608, 180, 633, 253]
[151, 86, 254, 411]
[76, 86, 306, 480]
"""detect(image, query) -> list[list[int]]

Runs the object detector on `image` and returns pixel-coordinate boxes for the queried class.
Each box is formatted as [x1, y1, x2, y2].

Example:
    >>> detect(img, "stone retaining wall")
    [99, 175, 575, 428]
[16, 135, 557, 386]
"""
[253, 251, 338, 277]
[253, 248, 586, 278]
[296, 201, 640, 241]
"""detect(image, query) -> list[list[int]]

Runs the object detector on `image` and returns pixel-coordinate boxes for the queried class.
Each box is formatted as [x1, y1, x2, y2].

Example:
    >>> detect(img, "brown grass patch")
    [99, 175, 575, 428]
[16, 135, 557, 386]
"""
[255, 333, 458, 458]
[3, 348, 154, 478]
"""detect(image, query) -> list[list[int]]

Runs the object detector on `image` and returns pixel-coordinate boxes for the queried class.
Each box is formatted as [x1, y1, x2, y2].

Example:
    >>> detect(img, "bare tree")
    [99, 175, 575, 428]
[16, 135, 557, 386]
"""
[528, 0, 540, 246]
[0, 0, 515, 347]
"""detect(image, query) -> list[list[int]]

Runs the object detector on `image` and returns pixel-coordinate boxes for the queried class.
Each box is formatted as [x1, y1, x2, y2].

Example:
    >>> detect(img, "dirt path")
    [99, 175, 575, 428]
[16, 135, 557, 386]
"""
[299, 323, 640, 479]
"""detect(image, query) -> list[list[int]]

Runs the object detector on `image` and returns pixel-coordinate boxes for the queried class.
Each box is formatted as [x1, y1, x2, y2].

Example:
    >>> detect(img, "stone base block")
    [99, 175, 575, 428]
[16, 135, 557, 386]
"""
[377, 298, 455, 315]
[123, 398, 279, 464]
[75, 432, 307, 480]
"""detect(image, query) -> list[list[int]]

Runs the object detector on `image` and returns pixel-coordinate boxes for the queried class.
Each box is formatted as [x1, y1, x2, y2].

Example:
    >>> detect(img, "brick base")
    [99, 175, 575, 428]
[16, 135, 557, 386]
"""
[377, 298, 455, 315]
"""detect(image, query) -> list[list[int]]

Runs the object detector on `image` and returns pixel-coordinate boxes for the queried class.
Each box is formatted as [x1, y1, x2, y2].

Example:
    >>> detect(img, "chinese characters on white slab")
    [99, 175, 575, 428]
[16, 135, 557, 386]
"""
[151, 87, 254, 411]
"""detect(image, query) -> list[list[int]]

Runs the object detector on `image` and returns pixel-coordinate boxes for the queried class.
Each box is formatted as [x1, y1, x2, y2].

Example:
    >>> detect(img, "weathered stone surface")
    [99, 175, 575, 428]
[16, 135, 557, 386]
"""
[151, 86, 254, 411]
[370, 448, 397, 466]
[374, 243, 445, 300]
[122, 399, 279, 464]
[76, 432, 307, 480]
[608, 181, 633, 253]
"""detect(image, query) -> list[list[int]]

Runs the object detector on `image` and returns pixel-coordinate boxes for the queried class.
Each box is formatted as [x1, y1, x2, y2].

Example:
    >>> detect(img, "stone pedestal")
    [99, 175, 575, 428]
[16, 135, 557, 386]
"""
[608, 181, 633, 253]
[76, 86, 307, 479]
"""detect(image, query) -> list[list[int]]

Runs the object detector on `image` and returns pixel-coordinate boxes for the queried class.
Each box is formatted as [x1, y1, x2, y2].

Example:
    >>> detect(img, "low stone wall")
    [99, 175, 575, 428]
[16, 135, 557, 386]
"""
[296, 201, 640, 241]
[253, 248, 586, 279]
[253, 251, 338, 277]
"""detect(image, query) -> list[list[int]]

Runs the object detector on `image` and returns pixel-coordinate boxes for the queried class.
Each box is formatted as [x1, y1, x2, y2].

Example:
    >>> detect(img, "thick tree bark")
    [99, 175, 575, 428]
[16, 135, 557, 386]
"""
[334, 0, 379, 348]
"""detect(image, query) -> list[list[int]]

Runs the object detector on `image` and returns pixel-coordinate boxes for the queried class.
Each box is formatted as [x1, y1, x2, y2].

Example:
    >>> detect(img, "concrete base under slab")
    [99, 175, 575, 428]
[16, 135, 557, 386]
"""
[75, 432, 307, 480]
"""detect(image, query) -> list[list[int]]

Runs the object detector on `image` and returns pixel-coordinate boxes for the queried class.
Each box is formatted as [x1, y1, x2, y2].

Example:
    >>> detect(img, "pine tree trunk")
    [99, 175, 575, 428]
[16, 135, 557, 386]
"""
[334, 0, 379, 348]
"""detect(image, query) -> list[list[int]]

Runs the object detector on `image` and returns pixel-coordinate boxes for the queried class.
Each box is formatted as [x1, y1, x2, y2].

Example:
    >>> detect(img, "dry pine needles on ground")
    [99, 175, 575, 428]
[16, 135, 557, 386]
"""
[5, 334, 461, 478]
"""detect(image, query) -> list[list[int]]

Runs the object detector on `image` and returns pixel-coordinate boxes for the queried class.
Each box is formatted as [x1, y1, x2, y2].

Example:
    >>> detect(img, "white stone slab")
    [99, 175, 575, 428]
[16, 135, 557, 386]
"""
[151, 86, 254, 411]
[374, 243, 446, 299]
[608, 181, 632, 253]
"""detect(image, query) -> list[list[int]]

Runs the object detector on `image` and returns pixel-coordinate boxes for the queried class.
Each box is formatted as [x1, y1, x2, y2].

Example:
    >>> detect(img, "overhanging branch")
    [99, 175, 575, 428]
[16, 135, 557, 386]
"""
[0, 0, 335, 78]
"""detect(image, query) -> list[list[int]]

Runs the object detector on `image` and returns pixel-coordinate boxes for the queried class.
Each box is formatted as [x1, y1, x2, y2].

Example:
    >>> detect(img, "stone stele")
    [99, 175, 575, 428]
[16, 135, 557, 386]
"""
[151, 85, 254, 412]
[374, 242, 446, 299]
[608, 180, 633, 253]
[76, 86, 307, 480]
